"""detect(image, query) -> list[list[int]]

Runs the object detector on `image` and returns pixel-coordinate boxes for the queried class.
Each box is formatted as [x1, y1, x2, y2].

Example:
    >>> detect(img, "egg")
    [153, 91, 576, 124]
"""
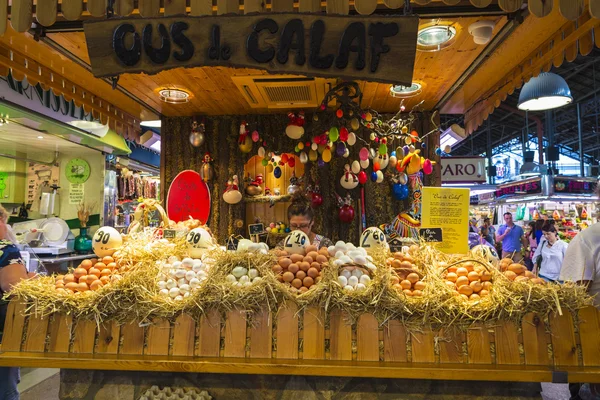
[64, 274, 76, 284]
[232, 266, 248, 278]
[407, 273, 420, 284]
[359, 275, 371, 285]
[73, 268, 87, 280]
[192, 260, 203, 273]
[244, 281, 253, 287]
[174, 269, 186, 279]
[290, 254, 304, 263]
[288, 263, 299, 274]
[456, 276, 470, 288]
[178, 278, 187, 286]
[90, 280, 103, 291]
[158, 281, 167, 290]
[247, 269, 258, 279]
[316, 255, 328, 264]
[189, 278, 201, 289]
[85, 275, 97, 286]
[296, 270, 306, 280]
[456, 267, 469, 277]
[278, 258, 292, 269]
[65, 282, 78, 291]
[299, 262, 311, 272]
[179, 284, 190, 293]
[351, 269, 363, 278]
[282, 271, 295, 282]
[183, 292, 190, 298]
[334, 259, 344, 267]
[159, 289, 169, 296]
[168, 256, 179, 264]
[334, 251, 345, 259]
[341, 269, 352, 279]
[240, 275, 250, 283]
[303, 276, 314, 287]
[292, 278, 303, 288]
[414, 281, 426, 291]
[226, 274, 237, 283]
[182, 271, 194, 282]
[467, 271, 480, 282]
[76, 282, 89, 292]
[353, 256, 367, 266]
[356, 283, 366, 291]
[169, 287, 180, 298]
[458, 285, 474, 296]
[182, 258, 194, 268]
[174, 295, 184, 301]
[164, 279, 176, 290]
[348, 276, 359, 287]
[446, 272, 458, 282]
[327, 246, 336, 256]
[81, 260, 93, 270]
[252, 277, 262, 283]
[307, 268, 319, 278]
[197, 270, 207, 279]
[338, 275, 348, 286]
[172, 261, 182, 270]
[344, 285, 354, 291]
[400, 280, 412, 290]
[340, 255, 353, 264]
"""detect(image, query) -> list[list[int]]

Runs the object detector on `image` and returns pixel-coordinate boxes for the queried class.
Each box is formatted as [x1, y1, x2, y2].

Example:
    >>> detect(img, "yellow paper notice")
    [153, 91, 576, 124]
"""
[421, 187, 470, 255]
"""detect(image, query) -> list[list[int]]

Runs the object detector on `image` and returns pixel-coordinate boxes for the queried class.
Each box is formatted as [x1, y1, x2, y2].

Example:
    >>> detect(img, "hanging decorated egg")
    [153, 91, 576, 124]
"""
[286, 111, 305, 139]
[360, 159, 370, 169]
[343, 148, 350, 158]
[309, 150, 318, 162]
[339, 204, 355, 223]
[351, 161, 361, 174]
[369, 148, 376, 159]
[336, 109, 343, 118]
[359, 227, 387, 254]
[376, 151, 389, 170]
[186, 227, 214, 258]
[423, 159, 433, 175]
[373, 162, 380, 172]
[288, 157, 295, 167]
[283, 230, 310, 255]
[358, 171, 367, 185]
[336, 142, 346, 157]
[389, 156, 397, 169]
[329, 127, 339, 142]
[404, 137, 412, 145]
[317, 159, 325, 167]
[311, 192, 323, 207]
[261, 158, 269, 167]
[350, 118, 360, 131]
[252, 130, 260, 142]
[200, 153, 214, 182]
[281, 153, 289, 164]
[92, 226, 122, 257]
[392, 183, 409, 200]
[347, 132, 357, 146]
[444, 145, 452, 154]
[322, 149, 332, 162]
[398, 172, 408, 185]
[376, 170, 384, 183]
[239, 135, 253, 153]
[258, 147, 265, 157]
[300, 152, 308, 164]
[340, 127, 349, 142]
[223, 175, 242, 204]
[274, 166, 282, 178]
[340, 165, 358, 190]
[435, 147, 442, 156]
[371, 171, 378, 182]
[359, 147, 369, 161]
[311, 143, 318, 151]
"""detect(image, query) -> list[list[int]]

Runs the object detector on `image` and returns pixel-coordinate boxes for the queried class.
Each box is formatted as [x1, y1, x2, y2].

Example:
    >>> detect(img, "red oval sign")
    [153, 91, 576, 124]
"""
[167, 170, 211, 224]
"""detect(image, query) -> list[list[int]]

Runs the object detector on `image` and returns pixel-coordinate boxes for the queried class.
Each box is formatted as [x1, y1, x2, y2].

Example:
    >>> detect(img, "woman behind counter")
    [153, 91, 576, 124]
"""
[277, 194, 333, 250]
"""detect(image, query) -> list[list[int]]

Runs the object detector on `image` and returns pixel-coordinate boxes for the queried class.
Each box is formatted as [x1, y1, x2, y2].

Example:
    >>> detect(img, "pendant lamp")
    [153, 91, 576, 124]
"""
[517, 72, 572, 111]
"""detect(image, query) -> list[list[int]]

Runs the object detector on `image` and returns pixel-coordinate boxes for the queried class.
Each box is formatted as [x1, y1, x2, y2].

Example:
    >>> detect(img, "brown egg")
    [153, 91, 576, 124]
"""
[73, 267, 87, 279]
[508, 263, 527, 275]
[278, 258, 292, 269]
[479, 289, 489, 297]
[106, 262, 118, 271]
[275, 250, 288, 257]
[94, 262, 107, 271]
[408, 244, 420, 255]
[100, 276, 110, 285]
[403, 289, 413, 296]
[438, 261, 448, 269]
[504, 271, 517, 281]
[102, 256, 114, 264]
[282, 271, 295, 282]
[463, 262, 475, 272]
[515, 276, 529, 282]
[456, 276, 470, 288]
[480, 271, 492, 281]
[296, 270, 307, 280]
[81, 260, 93, 271]
[458, 285, 473, 296]
[99, 269, 111, 277]
[391, 259, 402, 269]
[55, 279, 64, 286]
[290, 254, 304, 263]
[78, 275, 88, 284]
[307, 251, 319, 261]
[310, 262, 321, 270]
[276, 275, 284, 283]
[291, 278, 303, 288]
[90, 258, 98, 265]
[111, 274, 122, 282]
[456, 267, 469, 277]
[412, 290, 423, 297]
[65, 282, 78, 291]
[318, 247, 330, 256]
[303, 276, 314, 287]
[55, 282, 65, 289]
[299, 286, 309, 293]
[307, 267, 319, 278]
[414, 281, 426, 291]
[65, 289, 75, 294]
[482, 281, 493, 290]
[86, 275, 98, 285]
[272, 265, 283, 274]
[56, 288, 66, 294]
[467, 271, 480, 282]
[90, 280, 103, 291]
[531, 278, 545, 285]
[315, 276, 322, 284]
[406, 273, 419, 284]
[403, 254, 414, 263]
[315, 255, 328, 264]
[445, 281, 456, 289]
[470, 293, 481, 301]
[305, 245, 318, 254]
[393, 283, 402, 290]
[88, 267, 102, 277]
[393, 251, 403, 260]
[288, 263, 300, 274]
[397, 273, 407, 281]
[76, 282, 89, 292]
[470, 281, 483, 293]
[525, 271, 535, 279]
[390, 276, 400, 285]
[299, 262, 311, 272]
[446, 272, 458, 282]
[400, 261, 413, 270]
[386, 258, 394, 266]
[400, 280, 412, 290]
[303, 256, 314, 264]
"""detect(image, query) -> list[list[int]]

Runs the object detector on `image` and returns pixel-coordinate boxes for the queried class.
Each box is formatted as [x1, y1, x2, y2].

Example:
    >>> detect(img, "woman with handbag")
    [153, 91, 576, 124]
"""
[532, 223, 568, 283]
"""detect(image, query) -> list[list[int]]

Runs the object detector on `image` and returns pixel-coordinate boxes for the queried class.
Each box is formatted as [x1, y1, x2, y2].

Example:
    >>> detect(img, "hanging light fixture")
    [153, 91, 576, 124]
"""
[417, 25, 457, 52]
[159, 88, 190, 104]
[390, 82, 423, 98]
[517, 72, 573, 111]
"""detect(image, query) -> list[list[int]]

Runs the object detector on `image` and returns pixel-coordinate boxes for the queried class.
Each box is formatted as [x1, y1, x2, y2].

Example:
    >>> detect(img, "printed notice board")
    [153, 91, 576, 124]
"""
[421, 187, 470, 255]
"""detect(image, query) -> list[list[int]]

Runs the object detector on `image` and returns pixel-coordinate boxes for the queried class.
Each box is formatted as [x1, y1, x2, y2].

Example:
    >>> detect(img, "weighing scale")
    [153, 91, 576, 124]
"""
[13, 218, 73, 255]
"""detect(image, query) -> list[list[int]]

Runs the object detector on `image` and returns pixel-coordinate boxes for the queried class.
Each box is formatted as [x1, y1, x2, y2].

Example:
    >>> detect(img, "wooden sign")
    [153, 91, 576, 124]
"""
[248, 223, 265, 235]
[166, 170, 211, 224]
[419, 228, 443, 243]
[83, 13, 418, 84]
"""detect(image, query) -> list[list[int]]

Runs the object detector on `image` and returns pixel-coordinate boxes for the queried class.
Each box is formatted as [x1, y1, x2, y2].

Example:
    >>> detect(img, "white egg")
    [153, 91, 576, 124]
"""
[335, 243, 347, 253]
[335, 240, 346, 248]
[348, 276, 359, 287]
[179, 284, 190, 293]
[235, 282, 242, 287]
[344, 285, 354, 291]
[252, 277, 262, 283]
[244, 281, 252, 287]
[197, 270, 208, 279]
[232, 266, 248, 278]
[260, 249, 268, 255]
[226, 274, 237, 283]
[248, 269, 259, 279]
[166, 279, 177, 289]
[181, 258, 194, 268]
[176, 278, 186, 287]
[340, 255, 353, 264]
[402, 246, 410, 253]
[347, 250, 360, 258]
[366, 256, 373, 262]
[169, 287, 180, 298]
[159, 289, 169, 296]
[168, 270, 177, 279]
[168, 256, 179, 264]
[357, 247, 367, 256]
[172, 261, 182, 270]
[183, 292, 190, 298]
[189, 278, 201, 289]
[157, 273, 167, 281]
[239, 275, 250, 283]
[352, 269, 363, 278]
[353, 256, 367, 266]
[158, 281, 167, 290]
[334, 259, 344, 267]
[346, 242, 356, 250]
[175, 269, 186, 279]
[341, 269, 352, 279]
[367, 263, 377, 271]
[335, 251, 346, 259]
[356, 283, 366, 291]
[338, 275, 348, 286]
[328, 246, 337, 256]
[360, 275, 371, 285]
[174, 295, 184, 301]
[185, 271, 197, 281]
[192, 260, 203, 273]
[162, 264, 172, 273]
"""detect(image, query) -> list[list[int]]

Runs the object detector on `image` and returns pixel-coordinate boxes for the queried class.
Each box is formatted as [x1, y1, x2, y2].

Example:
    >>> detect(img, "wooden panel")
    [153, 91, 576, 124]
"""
[276, 302, 299, 359]
[11, 0, 33, 32]
[383, 0, 402, 8]
[498, 0, 522, 12]
[120, 321, 145, 355]
[0, 0, 6, 36]
[190, 0, 213, 15]
[146, 320, 170, 356]
[198, 309, 221, 357]
[522, 313, 549, 366]
[559, 0, 584, 21]
[470, 0, 492, 7]
[495, 320, 520, 365]
[72, 320, 96, 354]
[441, 0, 460, 4]
[271, 0, 294, 12]
[549, 312, 578, 366]
[578, 13, 594, 56]
[36, 0, 57, 26]
[326, 0, 349, 15]
[244, 0, 266, 13]
[224, 309, 247, 358]
[411, 331, 435, 363]
[61, 0, 83, 20]
[164, 0, 187, 15]
[439, 328, 465, 363]
[302, 306, 324, 360]
[578, 307, 600, 367]
[592, 0, 600, 19]
[1, 301, 26, 352]
[329, 309, 352, 361]
[298, 0, 320, 12]
[139, 0, 160, 17]
[354, 0, 377, 15]
[383, 320, 407, 362]
[217, 0, 239, 14]
[467, 324, 492, 364]
[115, 0, 134, 15]
[23, 315, 49, 352]
[529, 0, 553, 17]
[249, 309, 272, 358]
[96, 321, 119, 354]
[171, 314, 196, 357]
[87, 0, 106, 17]
[356, 314, 379, 362]
[564, 22, 578, 63]
[47, 314, 72, 353]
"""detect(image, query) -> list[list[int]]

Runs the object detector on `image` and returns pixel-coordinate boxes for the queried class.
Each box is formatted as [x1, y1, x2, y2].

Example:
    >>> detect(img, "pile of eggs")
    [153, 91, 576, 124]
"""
[266, 222, 290, 234]
[386, 251, 419, 272]
[226, 266, 263, 287]
[55, 256, 122, 294]
[157, 256, 209, 301]
[388, 251, 425, 296]
[443, 261, 493, 301]
[498, 258, 545, 285]
[139, 386, 211, 400]
[338, 267, 371, 292]
[273, 244, 329, 293]
[327, 241, 376, 270]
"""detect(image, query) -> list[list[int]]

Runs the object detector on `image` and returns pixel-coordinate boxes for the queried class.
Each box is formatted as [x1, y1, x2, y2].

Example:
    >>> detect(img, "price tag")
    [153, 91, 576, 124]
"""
[226, 236, 239, 251]
[283, 230, 309, 255]
[163, 229, 176, 239]
[388, 237, 404, 253]
[419, 228, 443, 243]
[248, 223, 265, 235]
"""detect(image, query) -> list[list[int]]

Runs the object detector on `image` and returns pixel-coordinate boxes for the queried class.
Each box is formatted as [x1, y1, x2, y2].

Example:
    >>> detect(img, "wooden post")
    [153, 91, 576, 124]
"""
[96, 321, 120, 355]
[467, 324, 492, 364]
[47, 314, 73, 353]
[383, 320, 407, 362]
[495, 320, 520, 365]
[549, 311, 578, 366]
[71, 320, 96, 354]
[120, 321, 145, 355]
[197, 309, 221, 357]
[249, 309, 272, 359]
[1, 301, 27, 352]
[438, 328, 465, 363]
[411, 331, 435, 363]
[578, 306, 600, 366]
[522, 313, 550, 366]
[275, 302, 299, 359]
[356, 314, 379, 362]
[224, 309, 247, 358]
[23, 314, 49, 352]
[329, 309, 352, 361]
[302, 306, 325, 360]
[145, 319, 171, 356]
[171, 314, 196, 357]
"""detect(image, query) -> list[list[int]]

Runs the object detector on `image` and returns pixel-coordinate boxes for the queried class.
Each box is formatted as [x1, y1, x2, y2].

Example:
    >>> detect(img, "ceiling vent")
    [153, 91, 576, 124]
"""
[231, 75, 335, 109]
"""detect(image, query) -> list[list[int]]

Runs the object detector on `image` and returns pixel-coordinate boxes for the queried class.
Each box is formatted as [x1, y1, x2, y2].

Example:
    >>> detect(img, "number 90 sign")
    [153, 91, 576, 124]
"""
[360, 227, 387, 253]
[283, 230, 310, 255]
[186, 227, 214, 258]
[92, 226, 123, 258]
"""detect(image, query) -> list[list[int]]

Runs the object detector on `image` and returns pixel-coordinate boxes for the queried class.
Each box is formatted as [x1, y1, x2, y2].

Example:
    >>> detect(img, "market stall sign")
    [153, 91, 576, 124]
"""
[441, 157, 486, 183]
[419, 228, 442, 242]
[554, 177, 597, 194]
[83, 14, 419, 84]
[494, 178, 541, 198]
[167, 170, 211, 224]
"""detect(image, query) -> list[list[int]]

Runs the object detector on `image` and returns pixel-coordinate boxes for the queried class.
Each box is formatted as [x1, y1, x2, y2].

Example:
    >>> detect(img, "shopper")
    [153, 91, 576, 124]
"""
[0, 204, 35, 400]
[534, 219, 545, 245]
[495, 212, 527, 262]
[531, 223, 568, 282]
[480, 218, 495, 246]
[524, 222, 537, 271]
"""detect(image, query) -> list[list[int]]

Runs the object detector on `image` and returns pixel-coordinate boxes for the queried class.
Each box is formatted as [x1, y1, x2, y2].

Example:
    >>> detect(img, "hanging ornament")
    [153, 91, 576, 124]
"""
[189, 121, 206, 147]
[358, 171, 367, 185]
[403, 146, 410, 156]
[300, 152, 308, 164]
[369, 148, 376, 159]
[340, 127, 349, 142]
[389, 155, 398, 169]
[329, 127, 339, 142]
[258, 147, 266, 158]
[309, 149, 318, 162]
[409, 145, 415, 153]
[317, 159, 325, 167]
[392, 183, 409, 200]
[343, 148, 350, 158]
[404, 137, 412, 145]
[200, 152, 214, 182]
[311, 143, 318, 151]
[378, 142, 388, 155]
[238, 121, 253, 153]
[350, 118, 360, 131]
[410, 130, 419, 142]
[423, 159, 433, 175]
[371, 171, 378, 182]
[336, 193, 355, 223]
[287, 157, 296, 167]
[322, 148, 332, 162]
[347, 132, 357, 146]
[281, 153, 289, 164]
[364, 112, 373, 122]
[369, 132, 376, 141]
[251, 130, 260, 142]
[311, 185, 323, 208]
[318, 144, 326, 154]
[360, 159, 370, 169]
[287, 171, 300, 195]
[376, 151, 389, 170]
[336, 142, 346, 157]
[359, 147, 369, 160]
[398, 172, 408, 185]
[444, 145, 452, 154]
[286, 111, 305, 139]
[351, 160, 361, 174]
[298, 142, 304, 150]
[340, 164, 359, 190]
[376, 170, 384, 183]
[223, 175, 242, 204]
[261, 158, 269, 167]
[245, 174, 264, 196]
[421, 142, 427, 149]
[336, 109, 343, 118]
[435, 147, 442, 156]
[373, 162, 380, 172]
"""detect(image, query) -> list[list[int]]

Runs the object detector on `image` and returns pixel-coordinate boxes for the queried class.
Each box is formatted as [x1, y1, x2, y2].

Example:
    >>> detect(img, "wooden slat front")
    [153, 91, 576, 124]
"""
[47, 314, 72, 354]
[560, 0, 585, 21]
[10, 0, 32, 32]
[411, 331, 435, 363]
[271, 0, 294, 12]
[146, 320, 170, 356]
[326, 0, 349, 15]
[164, 0, 187, 15]
[72, 320, 96, 354]
[470, 0, 492, 7]
[578, 307, 600, 367]
[224, 310, 247, 358]
[87, 0, 106, 17]
[96, 321, 120, 354]
[2, 302, 26, 352]
[171, 314, 196, 357]
[579, 12, 594, 56]
[298, 0, 320, 12]
[549, 312, 578, 367]
[120, 322, 145, 355]
[522, 313, 550, 366]
[498, 0, 522, 12]
[329, 309, 352, 361]
[356, 314, 379, 362]
[217, 0, 239, 14]
[0, 0, 6, 36]
[529, 0, 553, 17]
[383, 320, 407, 362]
[564, 22, 578, 62]
[275, 302, 299, 359]
[467, 324, 492, 364]
[249, 309, 272, 358]
[36, 0, 57, 26]
[190, 0, 213, 15]
[23, 315, 49, 352]
[439, 328, 465, 364]
[61, 0, 83, 20]
[139, 0, 161, 17]
[592, 0, 600, 19]
[354, 0, 377, 15]
[115, 0, 134, 15]
[198, 309, 221, 357]
[495, 320, 520, 365]
[302, 306, 324, 360]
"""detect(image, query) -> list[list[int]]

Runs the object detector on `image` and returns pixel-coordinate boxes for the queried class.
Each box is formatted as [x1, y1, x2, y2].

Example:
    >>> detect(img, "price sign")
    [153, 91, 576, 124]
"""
[388, 237, 404, 253]
[419, 228, 443, 243]
[248, 223, 265, 236]
[163, 229, 176, 239]
[359, 227, 387, 251]
[283, 230, 309, 255]
[167, 170, 211, 224]
[226, 236, 239, 251]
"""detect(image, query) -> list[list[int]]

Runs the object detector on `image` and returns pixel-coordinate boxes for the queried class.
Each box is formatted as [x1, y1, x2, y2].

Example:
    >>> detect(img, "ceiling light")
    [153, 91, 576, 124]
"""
[468, 20, 495, 45]
[518, 72, 573, 111]
[417, 25, 456, 52]
[141, 120, 161, 128]
[390, 83, 422, 98]
[159, 89, 190, 104]
[37, 136, 44, 139]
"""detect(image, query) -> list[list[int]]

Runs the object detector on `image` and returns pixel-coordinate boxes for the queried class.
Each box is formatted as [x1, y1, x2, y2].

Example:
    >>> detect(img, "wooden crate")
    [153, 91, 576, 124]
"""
[1, 299, 600, 382]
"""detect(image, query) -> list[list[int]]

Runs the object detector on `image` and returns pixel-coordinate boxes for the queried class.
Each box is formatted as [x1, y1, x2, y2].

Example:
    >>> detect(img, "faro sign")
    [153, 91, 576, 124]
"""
[441, 157, 486, 183]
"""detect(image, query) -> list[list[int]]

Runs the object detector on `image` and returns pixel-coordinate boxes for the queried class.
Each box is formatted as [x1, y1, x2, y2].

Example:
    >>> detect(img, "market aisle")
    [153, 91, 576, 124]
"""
[19, 368, 60, 399]
[541, 383, 571, 400]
